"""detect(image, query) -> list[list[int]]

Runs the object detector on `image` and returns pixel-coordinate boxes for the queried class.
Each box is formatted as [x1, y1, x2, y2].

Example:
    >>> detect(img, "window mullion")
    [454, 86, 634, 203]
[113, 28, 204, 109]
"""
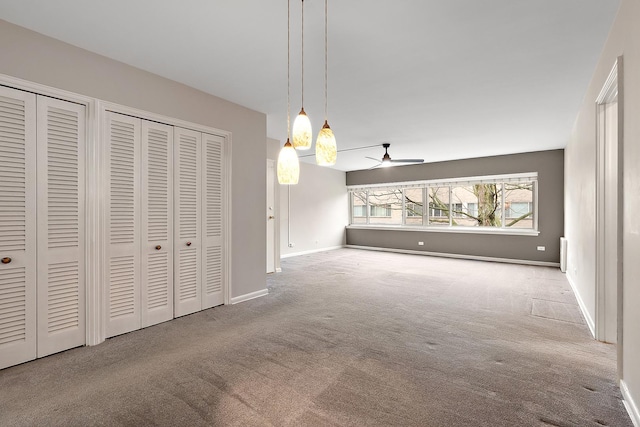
[423, 186, 427, 226]
[402, 189, 406, 225]
[366, 191, 370, 225]
[501, 183, 505, 228]
[448, 185, 452, 226]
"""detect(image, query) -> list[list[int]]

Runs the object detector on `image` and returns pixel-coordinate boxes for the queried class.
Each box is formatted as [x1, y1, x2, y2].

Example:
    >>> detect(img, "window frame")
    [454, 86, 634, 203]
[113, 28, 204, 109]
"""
[348, 173, 539, 235]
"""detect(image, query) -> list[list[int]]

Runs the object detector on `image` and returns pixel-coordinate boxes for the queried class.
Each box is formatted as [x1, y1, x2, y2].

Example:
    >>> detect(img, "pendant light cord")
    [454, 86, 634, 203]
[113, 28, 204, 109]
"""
[287, 0, 291, 137]
[324, 0, 328, 120]
[301, 0, 304, 108]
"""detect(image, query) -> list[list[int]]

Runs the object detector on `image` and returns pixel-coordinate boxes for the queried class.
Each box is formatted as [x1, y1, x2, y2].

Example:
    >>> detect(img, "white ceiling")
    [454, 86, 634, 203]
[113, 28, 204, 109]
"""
[0, 0, 620, 171]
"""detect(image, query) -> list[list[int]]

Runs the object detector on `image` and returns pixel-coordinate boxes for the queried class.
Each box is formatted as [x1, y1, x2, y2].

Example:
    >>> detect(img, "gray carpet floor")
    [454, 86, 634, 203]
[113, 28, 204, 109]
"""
[0, 248, 633, 426]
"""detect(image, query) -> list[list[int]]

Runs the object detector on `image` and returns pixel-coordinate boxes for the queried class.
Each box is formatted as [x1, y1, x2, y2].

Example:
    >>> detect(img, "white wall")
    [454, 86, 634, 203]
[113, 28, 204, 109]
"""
[267, 139, 347, 258]
[565, 0, 640, 422]
[0, 19, 267, 299]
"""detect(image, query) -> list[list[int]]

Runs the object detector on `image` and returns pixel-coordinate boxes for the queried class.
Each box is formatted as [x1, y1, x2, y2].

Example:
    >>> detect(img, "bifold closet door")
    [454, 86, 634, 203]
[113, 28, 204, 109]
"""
[36, 97, 86, 357]
[105, 112, 141, 337]
[0, 87, 37, 370]
[141, 121, 173, 327]
[174, 127, 202, 317]
[202, 133, 224, 309]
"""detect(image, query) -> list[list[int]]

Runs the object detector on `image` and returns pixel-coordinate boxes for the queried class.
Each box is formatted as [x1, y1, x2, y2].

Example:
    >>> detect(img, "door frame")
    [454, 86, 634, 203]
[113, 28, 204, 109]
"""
[594, 57, 623, 378]
[266, 159, 281, 273]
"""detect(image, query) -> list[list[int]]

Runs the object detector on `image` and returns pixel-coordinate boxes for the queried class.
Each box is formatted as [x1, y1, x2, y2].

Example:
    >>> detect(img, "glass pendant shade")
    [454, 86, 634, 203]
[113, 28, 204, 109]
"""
[315, 120, 337, 166]
[292, 108, 312, 150]
[277, 139, 300, 185]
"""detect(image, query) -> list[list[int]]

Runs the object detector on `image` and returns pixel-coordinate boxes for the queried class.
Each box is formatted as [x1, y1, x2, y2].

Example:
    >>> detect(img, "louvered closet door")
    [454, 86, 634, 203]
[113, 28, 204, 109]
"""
[0, 87, 37, 370]
[141, 121, 173, 327]
[36, 97, 86, 357]
[106, 112, 141, 337]
[174, 127, 202, 317]
[202, 133, 224, 309]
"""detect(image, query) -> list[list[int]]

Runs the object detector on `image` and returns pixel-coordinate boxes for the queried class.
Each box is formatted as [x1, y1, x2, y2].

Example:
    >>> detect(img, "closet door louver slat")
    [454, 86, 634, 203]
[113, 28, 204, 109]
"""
[36, 97, 86, 357]
[174, 127, 202, 317]
[0, 87, 36, 370]
[105, 112, 141, 337]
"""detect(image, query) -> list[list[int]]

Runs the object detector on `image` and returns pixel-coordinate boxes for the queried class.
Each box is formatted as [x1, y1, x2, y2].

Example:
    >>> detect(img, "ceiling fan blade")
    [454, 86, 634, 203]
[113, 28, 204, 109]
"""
[390, 159, 424, 163]
[365, 156, 381, 162]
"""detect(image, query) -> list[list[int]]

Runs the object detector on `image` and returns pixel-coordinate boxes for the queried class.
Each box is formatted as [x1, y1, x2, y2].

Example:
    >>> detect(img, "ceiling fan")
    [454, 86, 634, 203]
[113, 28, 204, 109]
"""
[366, 143, 424, 168]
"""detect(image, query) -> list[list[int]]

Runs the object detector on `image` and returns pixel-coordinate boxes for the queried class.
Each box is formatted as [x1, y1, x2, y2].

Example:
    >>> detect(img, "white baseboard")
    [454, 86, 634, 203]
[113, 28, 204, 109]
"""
[621, 380, 640, 427]
[230, 289, 268, 305]
[281, 245, 344, 259]
[345, 245, 561, 268]
[566, 274, 596, 338]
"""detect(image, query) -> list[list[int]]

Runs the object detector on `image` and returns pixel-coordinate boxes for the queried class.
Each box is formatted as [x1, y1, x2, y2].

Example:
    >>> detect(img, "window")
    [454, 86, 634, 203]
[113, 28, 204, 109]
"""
[370, 204, 392, 217]
[351, 191, 368, 224]
[467, 202, 478, 217]
[451, 184, 502, 227]
[404, 188, 423, 225]
[368, 189, 402, 225]
[353, 205, 367, 217]
[428, 187, 450, 225]
[504, 182, 534, 228]
[348, 173, 537, 232]
[406, 203, 420, 216]
[506, 202, 532, 218]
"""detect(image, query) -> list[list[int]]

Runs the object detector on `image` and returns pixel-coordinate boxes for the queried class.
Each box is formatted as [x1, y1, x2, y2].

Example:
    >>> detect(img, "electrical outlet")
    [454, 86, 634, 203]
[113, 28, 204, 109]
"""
[537, 246, 545, 251]
[418, 241, 424, 246]
[288, 243, 294, 248]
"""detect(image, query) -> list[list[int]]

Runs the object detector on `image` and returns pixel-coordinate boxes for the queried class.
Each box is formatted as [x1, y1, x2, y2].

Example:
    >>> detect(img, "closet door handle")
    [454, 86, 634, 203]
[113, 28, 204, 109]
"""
[186, 242, 192, 247]
[155, 245, 162, 250]
[1, 257, 11, 264]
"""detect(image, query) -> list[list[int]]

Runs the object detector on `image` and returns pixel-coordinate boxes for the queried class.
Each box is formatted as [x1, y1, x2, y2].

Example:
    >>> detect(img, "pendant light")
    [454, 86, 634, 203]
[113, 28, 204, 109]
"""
[278, 0, 300, 185]
[292, 0, 312, 150]
[315, 0, 337, 166]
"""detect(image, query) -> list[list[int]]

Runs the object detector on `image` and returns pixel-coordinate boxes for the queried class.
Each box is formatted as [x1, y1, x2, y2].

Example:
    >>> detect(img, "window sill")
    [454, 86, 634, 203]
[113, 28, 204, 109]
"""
[346, 224, 540, 237]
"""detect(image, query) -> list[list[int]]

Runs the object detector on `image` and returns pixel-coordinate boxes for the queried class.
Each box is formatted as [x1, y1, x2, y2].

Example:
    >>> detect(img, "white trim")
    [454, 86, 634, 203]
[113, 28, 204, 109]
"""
[275, 267, 282, 273]
[230, 289, 268, 304]
[346, 224, 539, 237]
[621, 380, 640, 427]
[566, 274, 596, 338]
[596, 61, 619, 104]
[0, 74, 93, 106]
[281, 245, 344, 259]
[100, 101, 231, 140]
[224, 131, 233, 306]
[85, 98, 101, 346]
[345, 245, 560, 267]
[347, 172, 538, 190]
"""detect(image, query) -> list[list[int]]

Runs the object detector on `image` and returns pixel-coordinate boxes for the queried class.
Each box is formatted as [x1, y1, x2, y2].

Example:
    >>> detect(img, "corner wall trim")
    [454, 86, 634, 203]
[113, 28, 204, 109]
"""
[345, 245, 560, 268]
[281, 245, 344, 259]
[621, 380, 640, 427]
[566, 274, 596, 338]
[230, 289, 269, 305]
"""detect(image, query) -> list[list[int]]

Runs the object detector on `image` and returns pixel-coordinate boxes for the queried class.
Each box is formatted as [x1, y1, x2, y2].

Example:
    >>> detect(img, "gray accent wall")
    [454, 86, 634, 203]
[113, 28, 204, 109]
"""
[0, 19, 267, 299]
[565, 0, 640, 419]
[346, 150, 564, 264]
